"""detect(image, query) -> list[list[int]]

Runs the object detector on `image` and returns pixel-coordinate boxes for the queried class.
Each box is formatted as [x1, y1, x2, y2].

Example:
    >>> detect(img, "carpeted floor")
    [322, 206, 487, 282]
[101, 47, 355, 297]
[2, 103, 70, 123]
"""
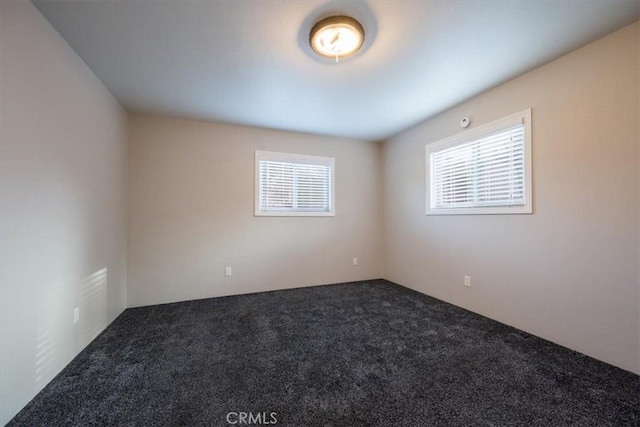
[9, 279, 639, 426]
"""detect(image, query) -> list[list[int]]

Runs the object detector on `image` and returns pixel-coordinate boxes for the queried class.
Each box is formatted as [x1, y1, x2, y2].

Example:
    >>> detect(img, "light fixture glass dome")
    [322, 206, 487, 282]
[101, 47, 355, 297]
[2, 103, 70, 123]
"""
[309, 16, 364, 62]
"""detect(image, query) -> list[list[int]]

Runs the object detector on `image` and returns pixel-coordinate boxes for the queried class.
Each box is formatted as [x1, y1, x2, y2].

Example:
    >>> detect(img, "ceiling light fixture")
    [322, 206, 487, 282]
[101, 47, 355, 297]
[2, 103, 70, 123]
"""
[309, 16, 364, 62]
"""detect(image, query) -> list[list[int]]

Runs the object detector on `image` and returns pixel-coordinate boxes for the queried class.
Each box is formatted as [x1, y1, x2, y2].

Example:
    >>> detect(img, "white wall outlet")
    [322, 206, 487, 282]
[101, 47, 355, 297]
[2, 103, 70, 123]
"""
[353, 257, 358, 266]
[225, 267, 232, 277]
[73, 307, 80, 324]
[464, 275, 471, 287]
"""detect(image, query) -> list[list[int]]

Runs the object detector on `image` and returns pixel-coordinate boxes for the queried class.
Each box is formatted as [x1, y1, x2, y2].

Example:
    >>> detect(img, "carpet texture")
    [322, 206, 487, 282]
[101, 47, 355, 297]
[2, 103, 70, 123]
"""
[9, 280, 639, 426]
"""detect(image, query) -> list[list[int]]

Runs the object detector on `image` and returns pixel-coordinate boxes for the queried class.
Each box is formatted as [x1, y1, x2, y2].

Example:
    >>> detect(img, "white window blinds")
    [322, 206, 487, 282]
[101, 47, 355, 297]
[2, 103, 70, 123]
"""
[426, 109, 532, 215]
[255, 151, 335, 216]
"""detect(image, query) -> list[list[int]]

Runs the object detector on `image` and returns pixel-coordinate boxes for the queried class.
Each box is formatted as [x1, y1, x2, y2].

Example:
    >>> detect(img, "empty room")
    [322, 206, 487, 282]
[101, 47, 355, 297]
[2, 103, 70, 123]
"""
[1, 0, 639, 425]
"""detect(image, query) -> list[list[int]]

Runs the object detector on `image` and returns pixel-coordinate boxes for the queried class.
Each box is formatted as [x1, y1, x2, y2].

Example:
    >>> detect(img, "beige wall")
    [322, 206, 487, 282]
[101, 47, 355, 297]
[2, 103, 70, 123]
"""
[382, 22, 639, 374]
[127, 115, 383, 307]
[0, 1, 128, 424]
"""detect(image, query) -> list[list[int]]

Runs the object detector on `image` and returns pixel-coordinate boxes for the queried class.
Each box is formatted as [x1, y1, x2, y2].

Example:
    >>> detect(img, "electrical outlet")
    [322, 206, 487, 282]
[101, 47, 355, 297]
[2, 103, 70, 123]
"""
[352, 257, 358, 266]
[464, 275, 471, 287]
[73, 307, 80, 324]
[225, 267, 232, 277]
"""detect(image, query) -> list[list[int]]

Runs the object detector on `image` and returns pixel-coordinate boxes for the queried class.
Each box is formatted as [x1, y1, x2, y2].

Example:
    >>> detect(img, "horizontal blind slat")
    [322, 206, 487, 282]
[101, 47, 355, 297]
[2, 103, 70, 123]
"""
[430, 123, 526, 211]
[259, 157, 332, 213]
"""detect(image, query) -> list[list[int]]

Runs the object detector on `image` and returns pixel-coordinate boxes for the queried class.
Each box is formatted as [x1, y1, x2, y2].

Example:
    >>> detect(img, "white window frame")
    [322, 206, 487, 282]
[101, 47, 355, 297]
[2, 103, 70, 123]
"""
[426, 109, 532, 215]
[255, 150, 335, 217]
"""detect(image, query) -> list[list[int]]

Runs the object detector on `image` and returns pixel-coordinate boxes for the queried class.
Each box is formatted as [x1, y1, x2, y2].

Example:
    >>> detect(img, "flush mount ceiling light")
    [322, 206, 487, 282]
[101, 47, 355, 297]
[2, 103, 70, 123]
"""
[309, 16, 365, 62]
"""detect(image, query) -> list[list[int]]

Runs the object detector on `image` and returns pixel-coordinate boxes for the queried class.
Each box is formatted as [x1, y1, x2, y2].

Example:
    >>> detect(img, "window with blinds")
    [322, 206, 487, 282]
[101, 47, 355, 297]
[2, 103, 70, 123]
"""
[255, 151, 335, 216]
[426, 109, 532, 215]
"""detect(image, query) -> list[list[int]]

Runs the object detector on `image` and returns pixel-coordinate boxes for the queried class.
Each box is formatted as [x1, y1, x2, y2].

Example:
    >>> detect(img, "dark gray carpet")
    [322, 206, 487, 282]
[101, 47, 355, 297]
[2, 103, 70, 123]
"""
[9, 279, 639, 426]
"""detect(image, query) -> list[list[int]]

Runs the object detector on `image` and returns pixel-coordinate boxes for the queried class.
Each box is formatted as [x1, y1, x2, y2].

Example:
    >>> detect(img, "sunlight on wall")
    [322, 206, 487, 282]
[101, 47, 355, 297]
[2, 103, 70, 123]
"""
[34, 268, 108, 392]
[79, 268, 108, 348]
[35, 277, 72, 392]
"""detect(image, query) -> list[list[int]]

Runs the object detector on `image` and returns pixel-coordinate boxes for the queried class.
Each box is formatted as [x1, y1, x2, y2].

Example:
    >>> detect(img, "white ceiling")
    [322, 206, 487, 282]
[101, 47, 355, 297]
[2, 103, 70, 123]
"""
[34, 0, 639, 141]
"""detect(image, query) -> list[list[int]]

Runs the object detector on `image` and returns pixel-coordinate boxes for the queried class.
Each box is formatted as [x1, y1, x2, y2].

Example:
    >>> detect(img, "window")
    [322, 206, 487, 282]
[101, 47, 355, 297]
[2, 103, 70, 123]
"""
[426, 109, 532, 215]
[255, 151, 335, 216]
